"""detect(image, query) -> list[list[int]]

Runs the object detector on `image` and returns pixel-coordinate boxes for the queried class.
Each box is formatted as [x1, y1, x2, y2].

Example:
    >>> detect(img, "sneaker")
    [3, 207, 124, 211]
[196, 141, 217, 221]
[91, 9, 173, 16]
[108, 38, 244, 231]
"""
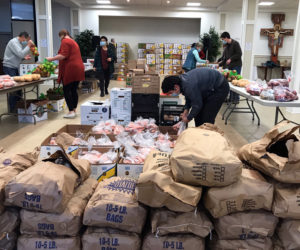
[63, 112, 76, 119]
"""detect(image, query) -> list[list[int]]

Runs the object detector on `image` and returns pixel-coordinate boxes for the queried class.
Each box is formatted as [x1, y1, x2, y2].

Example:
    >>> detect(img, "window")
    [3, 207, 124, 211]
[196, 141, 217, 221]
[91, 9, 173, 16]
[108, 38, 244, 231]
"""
[11, 0, 34, 21]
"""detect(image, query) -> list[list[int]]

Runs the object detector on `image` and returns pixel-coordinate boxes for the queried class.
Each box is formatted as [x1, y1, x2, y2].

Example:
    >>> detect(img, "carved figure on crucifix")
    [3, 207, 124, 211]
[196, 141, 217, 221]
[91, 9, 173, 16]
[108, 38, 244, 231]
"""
[260, 14, 294, 63]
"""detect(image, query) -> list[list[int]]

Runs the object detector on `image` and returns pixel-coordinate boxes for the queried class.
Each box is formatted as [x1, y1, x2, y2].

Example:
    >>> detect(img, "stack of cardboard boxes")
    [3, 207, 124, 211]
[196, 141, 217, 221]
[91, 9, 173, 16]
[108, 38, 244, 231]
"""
[80, 100, 111, 125]
[116, 42, 129, 64]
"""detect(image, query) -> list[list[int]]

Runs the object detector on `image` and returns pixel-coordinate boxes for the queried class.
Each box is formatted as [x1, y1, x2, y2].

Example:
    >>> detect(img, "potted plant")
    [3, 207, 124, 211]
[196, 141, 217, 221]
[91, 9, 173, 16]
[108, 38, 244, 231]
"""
[75, 29, 95, 62]
[201, 27, 222, 62]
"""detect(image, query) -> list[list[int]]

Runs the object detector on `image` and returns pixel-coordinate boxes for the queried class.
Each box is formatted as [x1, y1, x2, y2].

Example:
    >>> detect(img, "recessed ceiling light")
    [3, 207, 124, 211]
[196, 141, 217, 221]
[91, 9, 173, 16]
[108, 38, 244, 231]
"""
[187, 2, 201, 6]
[97, 0, 111, 4]
[166, 0, 170, 4]
[258, 1, 274, 6]
[126, 0, 130, 2]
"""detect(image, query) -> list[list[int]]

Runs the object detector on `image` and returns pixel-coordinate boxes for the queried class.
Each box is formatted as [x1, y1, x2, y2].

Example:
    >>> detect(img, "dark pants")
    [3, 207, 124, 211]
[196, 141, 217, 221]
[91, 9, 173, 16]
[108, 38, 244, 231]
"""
[3, 66, 22, 112]
[229, 66, 242, 102]
[194, 79, 230, 127]
[97, 69, 110, 94]
[63, 81, 79, 112]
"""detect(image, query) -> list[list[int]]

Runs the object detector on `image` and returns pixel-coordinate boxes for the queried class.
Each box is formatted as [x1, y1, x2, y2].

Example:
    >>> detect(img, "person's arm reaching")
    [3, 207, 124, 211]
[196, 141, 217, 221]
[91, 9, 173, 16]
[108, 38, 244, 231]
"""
[193, 50, 207, 64]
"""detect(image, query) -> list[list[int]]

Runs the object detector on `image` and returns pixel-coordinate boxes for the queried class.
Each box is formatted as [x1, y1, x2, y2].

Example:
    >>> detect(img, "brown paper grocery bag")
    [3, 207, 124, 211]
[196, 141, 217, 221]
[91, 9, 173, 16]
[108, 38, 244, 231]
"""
[83, 177, 147, 234]
[0, 208, 19, 250]
[214, 210, 278, 240]
[151, 208, 213, 238]
[204, 169, 274, 218]
[82, 227, 141, 250]
[20, 178, 97, 237]
[238, 121, 300, 183]
[277, 219, 300, 249]
[170, 127, 242, 187]
[0, 148, 39, 214]
[137, 150, 202, 212]
[272, 184, 300, 219]
[210, 237, 273, 250]
[142, 233, 205, 250]
[5, 149, 90, 214]
[17, 235, 80, 250]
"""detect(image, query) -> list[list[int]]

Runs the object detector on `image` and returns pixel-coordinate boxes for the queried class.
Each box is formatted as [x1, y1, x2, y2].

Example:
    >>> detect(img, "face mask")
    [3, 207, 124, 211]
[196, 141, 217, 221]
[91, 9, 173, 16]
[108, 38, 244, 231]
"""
[21, 41, 28, 46]
[197, 48, 201, 52]
[222, 40, 227, 45]
[100, 41, 106, 46]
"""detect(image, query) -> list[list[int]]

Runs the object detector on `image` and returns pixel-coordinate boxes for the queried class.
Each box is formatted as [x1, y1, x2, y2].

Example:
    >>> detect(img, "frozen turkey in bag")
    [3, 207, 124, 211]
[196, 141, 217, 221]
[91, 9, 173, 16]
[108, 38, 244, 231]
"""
[170, 126, 242, 187]
[277, 219, 300, 250]
[5, 149, 90, 214]
[83, 177, 147, 234]
[151, 208, 213, 238]
[20, 178, 97, 236]
[204, 169, 274, 218]
[137, 150, 202, 212]
[142, 232, 205, 250]
[214, 210, 278, 240]
[82, 227, 141, 250]
[17, 235, 80, 250]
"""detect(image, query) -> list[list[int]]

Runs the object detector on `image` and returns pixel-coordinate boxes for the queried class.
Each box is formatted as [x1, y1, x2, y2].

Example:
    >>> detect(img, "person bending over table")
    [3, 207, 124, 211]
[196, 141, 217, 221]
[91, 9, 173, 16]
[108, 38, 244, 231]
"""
[161, 68, 229, 127]
[182, 42, 208, 73]
[47, 29, 84, 119]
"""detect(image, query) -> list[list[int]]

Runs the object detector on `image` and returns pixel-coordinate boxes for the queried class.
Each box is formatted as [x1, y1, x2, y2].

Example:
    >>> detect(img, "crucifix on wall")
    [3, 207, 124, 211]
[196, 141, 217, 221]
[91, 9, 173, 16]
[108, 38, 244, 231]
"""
[260, 14, 294, 64]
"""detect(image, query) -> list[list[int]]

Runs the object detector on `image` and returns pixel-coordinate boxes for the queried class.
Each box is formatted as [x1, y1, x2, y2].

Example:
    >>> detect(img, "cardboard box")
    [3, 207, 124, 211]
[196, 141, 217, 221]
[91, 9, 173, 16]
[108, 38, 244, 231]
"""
[132, 69, 145, 75]
[172, 54, 182, 60]
[111, 113, 131, 126]
[165, 49, 173, 55]
[173, 59, 182, 65]
[81, 100, 110, 125]
[164, 43, 174, 49]
[173, 44, 182, 50]
[47, 99, 65, 112]
[164, 59, 173, 65]
[17, 100, 48, 123]
[132, 75, 160, 94]
[128, 60, 137, 70]
[158, 126, 178, 135]
[137, 59, 146, 69]
[155, 43, 164, 48]
[155, 49, 164, 54]
[156, 70, 164, 75]
[146, 43, 155, 50]
[110, 88, 132, 116]
[77, 147, 118, 182]
[164, 65, 173, 70]
[156, 64, 164, 70]
[56, 124, 93, 134]
[19, 63, 39, 76]
[146, 59, 156, 65]
[164, 69, 172, 75]
[117, 159, 143, 179]
[117, 42, 128, 48]
[40, 133, 79, 159]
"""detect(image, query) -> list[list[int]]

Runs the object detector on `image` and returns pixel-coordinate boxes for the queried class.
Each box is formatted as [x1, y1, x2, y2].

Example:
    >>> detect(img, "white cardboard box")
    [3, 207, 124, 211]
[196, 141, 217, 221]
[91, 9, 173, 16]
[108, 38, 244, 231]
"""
[47, 99, 65, 112]
[110, 88, 132, 116]
[18, 101, 48, 123]
[19, 63, 40, 76]
[117, 162, 143, 180]
[81, 100, 110, 125]
[111, 113, 131, 126]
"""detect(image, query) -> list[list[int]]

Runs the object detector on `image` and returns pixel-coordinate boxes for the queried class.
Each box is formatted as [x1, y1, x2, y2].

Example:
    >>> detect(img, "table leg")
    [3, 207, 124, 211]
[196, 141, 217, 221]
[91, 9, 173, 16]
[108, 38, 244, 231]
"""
[275, 107, 279, 125]
[222, 102, 232, 120]
[246, 99, 255, 121]
[251, 101, 260, 126]
[225, 103, 237, 125]
[264, 67, 267, 81]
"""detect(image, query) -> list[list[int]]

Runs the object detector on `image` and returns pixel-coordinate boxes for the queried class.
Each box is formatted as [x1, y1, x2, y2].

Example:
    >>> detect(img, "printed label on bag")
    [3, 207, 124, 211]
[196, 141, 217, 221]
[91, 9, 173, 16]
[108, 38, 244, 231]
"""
[163, 241, 184, 249]
[191, 163, 225, 182]
[36, 223, 57, 237]
[22, 193, 42, 210]
[105, 204, 127, 224]
[35, 240, 57, 249]
[104, 179, 136, 195]
[99, 237, 120, 247]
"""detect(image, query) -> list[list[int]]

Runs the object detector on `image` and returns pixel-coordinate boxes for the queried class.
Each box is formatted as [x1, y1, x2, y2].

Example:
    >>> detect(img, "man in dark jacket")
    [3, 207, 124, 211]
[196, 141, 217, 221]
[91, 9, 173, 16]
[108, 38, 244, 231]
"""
[161, 68, 229, 126]
[218, 31, 242, 103]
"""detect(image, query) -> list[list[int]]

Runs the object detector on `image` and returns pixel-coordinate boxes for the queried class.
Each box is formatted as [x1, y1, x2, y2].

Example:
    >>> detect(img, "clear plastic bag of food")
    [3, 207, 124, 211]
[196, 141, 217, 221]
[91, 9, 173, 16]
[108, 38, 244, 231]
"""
[260, 88, 275, 101]
[274, 86, 298, 102]
[96, 134, 113, 146]
[268, 78, 289, 88]
[98, 149, 118, 164]
[116, 132, 135, 147]
[79, 150, 102, 164]
[246, 80, 267, 96]
[113, 124, 125, 135]
[132, 132, 156, 148]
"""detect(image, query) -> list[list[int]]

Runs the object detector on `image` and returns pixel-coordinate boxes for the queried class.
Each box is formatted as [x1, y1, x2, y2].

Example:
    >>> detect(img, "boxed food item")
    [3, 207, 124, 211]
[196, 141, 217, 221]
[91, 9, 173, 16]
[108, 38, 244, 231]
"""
[138, 43, 146, 49]
[173, 44, 182, 50]
[164, 59, 173, 65]
[170, 127, 242, 187]
[80, 100, 110, 125]
[17, 100, 48, 124]
[214, 210, 278, 240]
[137, 59, 146, 69]
[172, 59, 181, 65]
[137, 150, 202, 212]
[128, 60, 137, 70]
[277, 219, 300, 249]
[164, 69, 172, 75]
[156, 70, 164, 75]
[142, 233, 205, 250]
[151, 208, 212, 238]
[146, 43, 155, 50]
[17, 235, 80, 250]
[238, 121, 300, 183]
[83, 177, 147, 234]
[272, 184, 300, 219]
[82, 227, 141, 250]
[117, 159, 143, 179]
[110, 88, 132, 116]
[5, 149, 90, 213]
[47, 99, 65, 112]
[204, 169, 274, 218]
[155, 43, 164, 49]
[155, 49, 164, 54]
[156, 64, 164, 70]
[20, 178, 97, 236]
[132, 69, 145, 75]
[164, 65, 173, 70]
[132, 74, 160, 94]
[164, 43, 173, 50]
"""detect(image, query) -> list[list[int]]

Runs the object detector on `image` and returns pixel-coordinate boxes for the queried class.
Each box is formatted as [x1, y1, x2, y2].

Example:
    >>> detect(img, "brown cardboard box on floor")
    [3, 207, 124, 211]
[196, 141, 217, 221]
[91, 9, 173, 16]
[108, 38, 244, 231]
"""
[128, 60, 137, 70]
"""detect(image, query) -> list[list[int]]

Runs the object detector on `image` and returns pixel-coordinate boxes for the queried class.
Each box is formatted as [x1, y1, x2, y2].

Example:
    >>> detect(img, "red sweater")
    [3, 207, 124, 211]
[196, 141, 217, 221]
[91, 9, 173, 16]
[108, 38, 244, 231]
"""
[58, 38, 85, 85]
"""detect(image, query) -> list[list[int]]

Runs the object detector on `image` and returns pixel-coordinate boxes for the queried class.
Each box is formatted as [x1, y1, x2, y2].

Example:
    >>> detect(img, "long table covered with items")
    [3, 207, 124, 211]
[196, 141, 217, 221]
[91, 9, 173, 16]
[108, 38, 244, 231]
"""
[1, 119, 300, 249]
[222, 81, 300, 125]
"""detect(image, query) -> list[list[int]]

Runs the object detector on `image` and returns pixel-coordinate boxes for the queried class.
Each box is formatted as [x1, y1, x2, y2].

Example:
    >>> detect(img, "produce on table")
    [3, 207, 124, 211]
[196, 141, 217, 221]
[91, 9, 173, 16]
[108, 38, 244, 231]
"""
[246, 80, 267, 96]
[220, 69, 242, 82]
[13, 74, 40, 82]
[32, 59, 57, 77]
[232, 79, 250, 87]
[274, 86, 298, 102]
[260, 89, 275, 101]
[268, 79, 289, 88]
[0, 75, 16, 88]
[30, 44, 39, 57]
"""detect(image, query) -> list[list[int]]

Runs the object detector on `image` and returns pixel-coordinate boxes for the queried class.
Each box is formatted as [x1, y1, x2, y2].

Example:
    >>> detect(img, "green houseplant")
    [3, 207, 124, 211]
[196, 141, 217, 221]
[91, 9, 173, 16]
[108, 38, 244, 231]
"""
[201, 27, 222, 62]
[75, 29, 95, 62]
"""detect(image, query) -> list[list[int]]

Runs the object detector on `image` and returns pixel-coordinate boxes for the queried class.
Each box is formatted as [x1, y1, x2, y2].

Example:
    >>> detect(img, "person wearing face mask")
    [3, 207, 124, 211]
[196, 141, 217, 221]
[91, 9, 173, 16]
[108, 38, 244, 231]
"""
[182, 42, 208, 73]
[3, 31, 34, 112]
[93, 36, 115, 97]
[217, 32, 242, 104]
[161, 68, 229, 127]
[46, 29, 84, 119]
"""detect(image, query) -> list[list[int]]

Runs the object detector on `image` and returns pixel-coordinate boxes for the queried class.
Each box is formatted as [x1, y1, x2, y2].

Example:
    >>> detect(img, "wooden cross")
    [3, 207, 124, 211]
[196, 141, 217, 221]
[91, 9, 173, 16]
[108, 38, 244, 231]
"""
[260, 14, 294, 63]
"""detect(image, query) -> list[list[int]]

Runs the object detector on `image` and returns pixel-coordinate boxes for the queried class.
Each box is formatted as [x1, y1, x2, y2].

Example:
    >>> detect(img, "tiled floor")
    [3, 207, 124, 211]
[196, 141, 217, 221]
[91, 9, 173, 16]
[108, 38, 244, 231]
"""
[0, 80, 299, 154]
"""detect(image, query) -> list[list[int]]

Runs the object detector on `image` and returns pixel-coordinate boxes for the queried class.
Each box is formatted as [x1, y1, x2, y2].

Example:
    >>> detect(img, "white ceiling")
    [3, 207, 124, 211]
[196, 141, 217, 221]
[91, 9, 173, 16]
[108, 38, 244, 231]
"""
[54, 0, 299, 11]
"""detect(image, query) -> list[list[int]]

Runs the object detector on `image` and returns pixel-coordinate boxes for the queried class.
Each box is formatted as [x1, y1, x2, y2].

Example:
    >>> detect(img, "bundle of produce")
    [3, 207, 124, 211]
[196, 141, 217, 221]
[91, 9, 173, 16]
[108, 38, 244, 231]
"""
[274, 86, 298, 102]
[14, 74, 40, 82]
[92, 119, 124, 135]
[246, 80, 267, 96]
[125, 118, 158, 133]
[232, 79, 249, 87]
[46, 87, 64, 100]
[220, 69, 242, 82]
[32, 59, 57, 77]
[30, 44, 39, 57]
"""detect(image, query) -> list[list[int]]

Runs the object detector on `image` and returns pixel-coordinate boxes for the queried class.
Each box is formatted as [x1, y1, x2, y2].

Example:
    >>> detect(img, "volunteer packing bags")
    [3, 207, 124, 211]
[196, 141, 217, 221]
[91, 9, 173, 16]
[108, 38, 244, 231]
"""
[238, 121, 300, 183]
[83, 177, 147, 234]
[137, 150, 202, 212]
[5, 147, 90, 214]
[82, 227, 141, 250]
[151, 208, 213, 238]
[170, 126, 242, 187]
[20, 178, 97, 236]
[204, 169, 274, 218]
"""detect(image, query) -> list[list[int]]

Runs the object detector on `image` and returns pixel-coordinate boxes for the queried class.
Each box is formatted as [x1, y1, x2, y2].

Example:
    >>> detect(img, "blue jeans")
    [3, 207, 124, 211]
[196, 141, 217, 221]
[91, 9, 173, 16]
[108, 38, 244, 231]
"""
[3, 66, 22, 112]
[229, 66, 242, 103]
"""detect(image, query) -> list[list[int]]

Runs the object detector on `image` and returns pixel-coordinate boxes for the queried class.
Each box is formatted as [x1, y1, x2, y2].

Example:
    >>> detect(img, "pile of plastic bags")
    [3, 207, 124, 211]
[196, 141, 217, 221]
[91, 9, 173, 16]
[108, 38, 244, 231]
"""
[0, 75, 16, 88]
[79, 149, 118, 164]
